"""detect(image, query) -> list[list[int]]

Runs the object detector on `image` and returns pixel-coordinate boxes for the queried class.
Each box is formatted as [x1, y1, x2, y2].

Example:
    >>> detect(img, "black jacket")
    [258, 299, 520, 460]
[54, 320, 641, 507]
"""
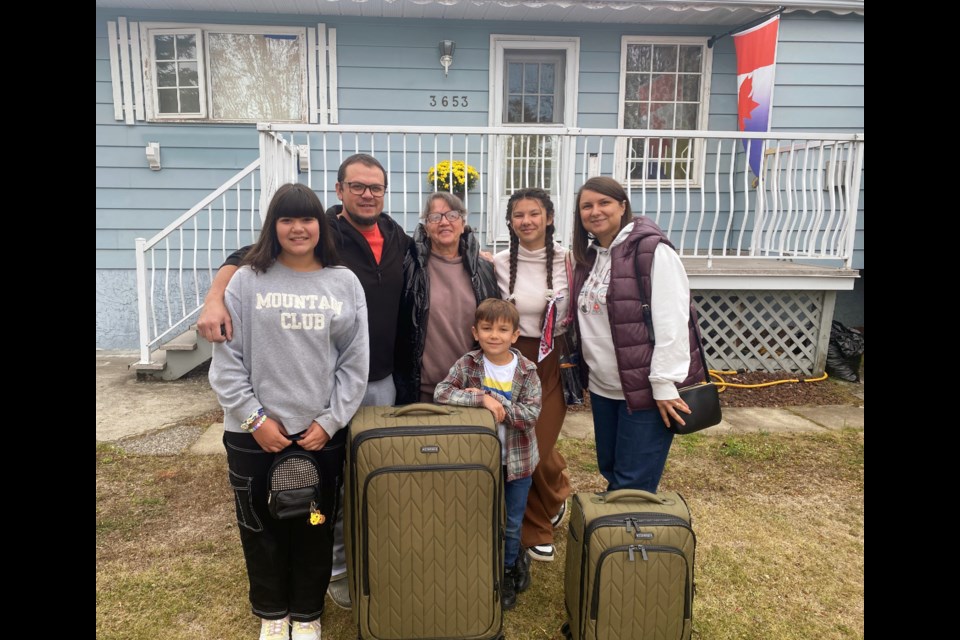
[223, 205, 412, 383]
[394, 224, 499, 404]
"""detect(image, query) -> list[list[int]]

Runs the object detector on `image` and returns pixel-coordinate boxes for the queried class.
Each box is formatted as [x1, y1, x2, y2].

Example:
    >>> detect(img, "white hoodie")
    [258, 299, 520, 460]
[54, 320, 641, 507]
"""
[576, 222, 691, 401]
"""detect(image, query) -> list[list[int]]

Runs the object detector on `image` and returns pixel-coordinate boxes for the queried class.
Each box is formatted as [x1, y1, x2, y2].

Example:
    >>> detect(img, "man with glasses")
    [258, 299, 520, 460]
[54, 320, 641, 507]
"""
[394, 191, 499, 405]
[197, 153, 413, 612]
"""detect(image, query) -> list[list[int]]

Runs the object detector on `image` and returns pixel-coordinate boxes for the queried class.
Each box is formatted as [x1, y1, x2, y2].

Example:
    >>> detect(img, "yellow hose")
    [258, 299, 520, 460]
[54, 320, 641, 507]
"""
[708, 370, 829, 393]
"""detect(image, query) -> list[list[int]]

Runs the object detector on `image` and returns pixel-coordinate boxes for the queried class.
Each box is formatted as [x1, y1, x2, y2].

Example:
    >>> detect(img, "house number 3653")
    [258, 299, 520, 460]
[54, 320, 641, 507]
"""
[429, 95, 469, 108]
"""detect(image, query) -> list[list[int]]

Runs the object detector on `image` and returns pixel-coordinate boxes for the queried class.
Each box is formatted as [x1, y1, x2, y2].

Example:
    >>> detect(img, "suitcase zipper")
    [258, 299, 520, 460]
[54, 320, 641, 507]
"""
[361, 463, 498, 598]
[589, 544, 691, 621]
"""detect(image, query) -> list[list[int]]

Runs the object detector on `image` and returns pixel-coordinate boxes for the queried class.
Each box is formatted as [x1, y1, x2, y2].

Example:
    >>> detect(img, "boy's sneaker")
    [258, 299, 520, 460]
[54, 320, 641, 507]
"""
[291, 619, 322, 640]
[513, 550, 532, 593]
[551, 500, 567, 528]
[527, 544, 555, 562]
[501, 567, 518, 611]
[259, 616, 290, 640]
[327, 572, 352, 610]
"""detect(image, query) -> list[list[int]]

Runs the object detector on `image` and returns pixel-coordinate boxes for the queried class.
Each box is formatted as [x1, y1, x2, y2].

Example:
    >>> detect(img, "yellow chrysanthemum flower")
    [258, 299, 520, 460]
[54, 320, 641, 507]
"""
[427, 160, 480, 193]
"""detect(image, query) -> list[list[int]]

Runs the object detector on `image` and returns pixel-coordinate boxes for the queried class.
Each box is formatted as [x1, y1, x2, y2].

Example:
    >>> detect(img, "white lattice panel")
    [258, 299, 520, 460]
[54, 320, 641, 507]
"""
[694, 290, 826, 375]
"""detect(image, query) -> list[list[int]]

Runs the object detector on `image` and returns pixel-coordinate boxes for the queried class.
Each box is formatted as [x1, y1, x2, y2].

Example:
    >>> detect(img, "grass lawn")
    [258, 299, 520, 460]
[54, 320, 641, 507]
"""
[96, 429, 863, 639]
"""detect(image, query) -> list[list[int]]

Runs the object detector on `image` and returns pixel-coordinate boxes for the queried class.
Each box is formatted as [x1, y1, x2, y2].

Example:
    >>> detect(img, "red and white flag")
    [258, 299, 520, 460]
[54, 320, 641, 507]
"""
[734, 15, 780, 178]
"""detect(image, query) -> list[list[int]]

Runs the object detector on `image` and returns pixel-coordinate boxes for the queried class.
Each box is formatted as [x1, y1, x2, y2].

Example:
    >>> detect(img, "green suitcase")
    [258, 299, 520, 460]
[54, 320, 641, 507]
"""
[345, 403, 504, 640]
[562, 490, 696, 640]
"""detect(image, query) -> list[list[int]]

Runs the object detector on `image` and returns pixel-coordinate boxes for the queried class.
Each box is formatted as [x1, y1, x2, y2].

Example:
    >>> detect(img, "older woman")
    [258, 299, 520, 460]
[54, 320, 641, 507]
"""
[395, 192, 499, 404]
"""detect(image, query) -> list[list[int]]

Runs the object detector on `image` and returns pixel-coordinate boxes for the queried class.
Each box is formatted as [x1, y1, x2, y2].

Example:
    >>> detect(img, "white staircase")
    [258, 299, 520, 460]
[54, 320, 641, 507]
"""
[131, 327, 213, 380]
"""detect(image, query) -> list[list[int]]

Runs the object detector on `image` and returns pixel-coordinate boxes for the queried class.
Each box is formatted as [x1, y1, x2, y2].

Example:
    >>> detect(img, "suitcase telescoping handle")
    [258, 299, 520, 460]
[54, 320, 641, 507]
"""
[601, 489, 669, 505]
[391, 403, 453, 417]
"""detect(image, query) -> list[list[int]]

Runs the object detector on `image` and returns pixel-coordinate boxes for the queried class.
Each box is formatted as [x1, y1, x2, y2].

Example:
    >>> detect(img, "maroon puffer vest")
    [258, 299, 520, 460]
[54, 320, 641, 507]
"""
[573, 217, 705, 412]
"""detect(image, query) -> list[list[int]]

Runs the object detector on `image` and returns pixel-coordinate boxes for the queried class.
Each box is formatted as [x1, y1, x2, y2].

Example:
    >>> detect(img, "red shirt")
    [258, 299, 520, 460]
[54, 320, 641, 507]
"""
[357, 224, 384, 264]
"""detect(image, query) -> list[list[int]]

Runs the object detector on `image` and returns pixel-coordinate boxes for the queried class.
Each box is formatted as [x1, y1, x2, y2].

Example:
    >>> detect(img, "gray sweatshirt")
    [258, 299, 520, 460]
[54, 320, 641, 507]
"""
[210, 262, 370, 438]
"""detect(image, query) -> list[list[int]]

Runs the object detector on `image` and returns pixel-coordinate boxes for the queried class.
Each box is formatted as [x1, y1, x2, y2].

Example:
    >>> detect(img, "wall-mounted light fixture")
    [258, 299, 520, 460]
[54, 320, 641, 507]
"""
[439, 40, 456, 77]
[145, 142, 161, 171]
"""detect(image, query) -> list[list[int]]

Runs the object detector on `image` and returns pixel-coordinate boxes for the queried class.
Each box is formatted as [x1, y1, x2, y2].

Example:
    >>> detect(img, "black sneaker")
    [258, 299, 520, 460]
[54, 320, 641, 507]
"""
[513, 549, 532, 594]
[551, 500, 567, 528]
[501, 567, 518, 611]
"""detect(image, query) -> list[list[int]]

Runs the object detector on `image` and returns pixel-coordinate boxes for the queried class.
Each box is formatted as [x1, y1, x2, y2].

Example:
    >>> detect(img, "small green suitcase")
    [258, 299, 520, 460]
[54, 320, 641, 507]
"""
[345, 403, 504, 640]
[562, 490, 696, 640]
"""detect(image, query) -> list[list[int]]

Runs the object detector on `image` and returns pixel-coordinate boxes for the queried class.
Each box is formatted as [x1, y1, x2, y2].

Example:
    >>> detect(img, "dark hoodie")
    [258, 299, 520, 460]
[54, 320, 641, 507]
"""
[222, 204, 412, 382]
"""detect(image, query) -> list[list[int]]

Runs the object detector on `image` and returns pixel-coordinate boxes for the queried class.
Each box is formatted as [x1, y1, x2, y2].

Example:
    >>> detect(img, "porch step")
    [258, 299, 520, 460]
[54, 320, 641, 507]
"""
[130, 328, 213, 381]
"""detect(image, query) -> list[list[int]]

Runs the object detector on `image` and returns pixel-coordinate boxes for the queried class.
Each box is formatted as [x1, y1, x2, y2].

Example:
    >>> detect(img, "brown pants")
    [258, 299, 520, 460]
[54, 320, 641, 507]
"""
[516, 336, 571, 548]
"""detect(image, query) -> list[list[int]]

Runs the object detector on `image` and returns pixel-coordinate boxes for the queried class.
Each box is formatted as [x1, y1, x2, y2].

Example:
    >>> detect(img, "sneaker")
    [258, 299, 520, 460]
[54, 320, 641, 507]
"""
[327, 572, 352, 610]
[259, 616, 289, 640]
[501, 567, 518, 611]
[551, 500, 567, 528]
[527, 543, 555, 563]
[513, 549, 532, 594]
[291, 619, 322, 640]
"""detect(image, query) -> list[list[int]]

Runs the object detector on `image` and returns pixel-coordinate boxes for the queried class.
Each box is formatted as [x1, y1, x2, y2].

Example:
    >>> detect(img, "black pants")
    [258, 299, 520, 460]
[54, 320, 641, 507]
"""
[224, 429, 345, 622]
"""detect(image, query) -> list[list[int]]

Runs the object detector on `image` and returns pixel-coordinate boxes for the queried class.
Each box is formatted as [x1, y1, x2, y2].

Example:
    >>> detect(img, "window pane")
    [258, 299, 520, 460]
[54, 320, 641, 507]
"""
[155, 35, 175, 61]
[652, 45, 677, 72]
[541, 64, 555, 92]
[624, 103, 649, 129]
[157, 88, 179, 113]
[178, 62, 198, 87]
[650, 74, 676, 101]
[539, 96, 554, 122]
[678, 75, 700, 102]
[676, 103, 699, 129]
[626, 44, 650, 72]
[678, 46, 702, 73]
[508, 63, 523, 93]
[507, 96, 522, 123]
[175, 34, 196, 60]
[650, 103, 675, 129]
[524, 64, 539, 93]
[523, 96, 538, 122]
[156, 62, 177, 87]
[180, 88, 201, 113]
[209, 32, 302, 121]
[626, 73, 650, 102]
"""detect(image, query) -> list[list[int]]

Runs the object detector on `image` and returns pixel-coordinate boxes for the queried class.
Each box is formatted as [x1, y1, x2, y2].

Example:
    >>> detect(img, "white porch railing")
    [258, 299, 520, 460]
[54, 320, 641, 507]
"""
[134, 131, 300, 365]
[260, 123, 863, 266]
[134, 124, 863, 367]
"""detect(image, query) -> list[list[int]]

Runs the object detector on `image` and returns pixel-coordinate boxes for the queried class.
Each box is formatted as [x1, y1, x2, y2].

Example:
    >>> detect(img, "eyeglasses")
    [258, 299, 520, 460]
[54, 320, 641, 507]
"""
[425, 210, 464, 224]
[342, 181, 386, 197]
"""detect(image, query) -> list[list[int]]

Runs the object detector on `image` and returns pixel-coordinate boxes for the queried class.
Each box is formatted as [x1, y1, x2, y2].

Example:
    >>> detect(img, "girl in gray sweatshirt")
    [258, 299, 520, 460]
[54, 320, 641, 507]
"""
[209, 183, 369, 640]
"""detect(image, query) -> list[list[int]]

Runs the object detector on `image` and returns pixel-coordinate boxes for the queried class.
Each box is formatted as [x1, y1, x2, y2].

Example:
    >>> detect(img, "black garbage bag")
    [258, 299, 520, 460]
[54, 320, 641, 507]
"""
[825, 321, 864, 382]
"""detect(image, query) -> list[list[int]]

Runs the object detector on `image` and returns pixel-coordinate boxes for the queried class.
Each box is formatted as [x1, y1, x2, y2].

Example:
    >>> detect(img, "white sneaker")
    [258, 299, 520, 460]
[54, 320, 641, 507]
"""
[291, 618, 322, 640]
[551, 499, 567, 528]
[259, 616, 290, 640]
[528, 543, 555, 562]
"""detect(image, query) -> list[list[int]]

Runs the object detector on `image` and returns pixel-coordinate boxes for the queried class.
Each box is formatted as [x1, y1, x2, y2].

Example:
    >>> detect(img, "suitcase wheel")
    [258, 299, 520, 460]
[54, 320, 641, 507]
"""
[561, 621, 572, 640]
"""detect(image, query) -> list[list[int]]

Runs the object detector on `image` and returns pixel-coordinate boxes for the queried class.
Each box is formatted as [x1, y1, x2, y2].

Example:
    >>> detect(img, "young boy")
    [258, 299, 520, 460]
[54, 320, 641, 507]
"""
[434, 298, 542, 611]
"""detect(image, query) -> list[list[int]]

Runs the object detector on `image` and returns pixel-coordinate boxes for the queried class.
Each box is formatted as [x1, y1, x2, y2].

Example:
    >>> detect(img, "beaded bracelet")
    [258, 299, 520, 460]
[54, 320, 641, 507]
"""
[240, 407, 265, 433]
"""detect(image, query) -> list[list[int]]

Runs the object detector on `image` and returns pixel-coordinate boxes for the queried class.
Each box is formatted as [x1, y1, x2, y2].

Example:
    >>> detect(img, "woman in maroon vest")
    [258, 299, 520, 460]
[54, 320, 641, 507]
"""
[569, 177, 704, 492]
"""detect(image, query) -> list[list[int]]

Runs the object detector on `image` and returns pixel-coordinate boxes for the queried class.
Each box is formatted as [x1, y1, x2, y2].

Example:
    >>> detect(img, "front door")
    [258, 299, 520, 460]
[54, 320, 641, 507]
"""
[489, 36, 579, 250]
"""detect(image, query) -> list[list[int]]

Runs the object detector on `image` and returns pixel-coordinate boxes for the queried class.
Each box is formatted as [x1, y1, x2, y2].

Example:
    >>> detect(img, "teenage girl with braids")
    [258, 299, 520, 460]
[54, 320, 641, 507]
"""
[493, 188, 572, 564]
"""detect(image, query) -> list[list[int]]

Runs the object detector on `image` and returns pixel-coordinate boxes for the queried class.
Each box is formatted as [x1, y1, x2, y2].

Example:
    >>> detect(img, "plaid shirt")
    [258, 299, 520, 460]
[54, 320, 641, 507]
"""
[434, 348, 541, 481]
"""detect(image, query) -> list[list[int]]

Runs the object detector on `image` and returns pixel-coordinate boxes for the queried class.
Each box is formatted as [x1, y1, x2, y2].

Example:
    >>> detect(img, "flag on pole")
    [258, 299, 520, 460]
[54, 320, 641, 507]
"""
[734, 15, 780, 179]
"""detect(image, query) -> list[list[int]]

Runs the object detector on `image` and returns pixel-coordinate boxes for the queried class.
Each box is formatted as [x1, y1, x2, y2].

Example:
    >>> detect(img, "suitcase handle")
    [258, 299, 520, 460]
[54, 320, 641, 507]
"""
[391, 403, 453, 417]
[601, 489, 668, 505]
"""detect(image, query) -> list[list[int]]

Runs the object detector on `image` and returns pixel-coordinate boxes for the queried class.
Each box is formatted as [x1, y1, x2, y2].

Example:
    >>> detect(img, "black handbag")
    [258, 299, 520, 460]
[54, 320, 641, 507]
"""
[267, 441, 324, 522]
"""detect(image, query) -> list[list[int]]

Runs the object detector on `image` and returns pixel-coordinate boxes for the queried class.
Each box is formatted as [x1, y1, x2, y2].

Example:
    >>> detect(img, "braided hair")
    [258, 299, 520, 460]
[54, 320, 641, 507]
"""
[505, 188, 556, 301]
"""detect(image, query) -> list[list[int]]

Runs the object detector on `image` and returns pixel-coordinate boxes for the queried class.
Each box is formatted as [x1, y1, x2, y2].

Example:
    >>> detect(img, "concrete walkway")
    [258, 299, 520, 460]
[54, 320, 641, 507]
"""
[96, 351, 864, 456]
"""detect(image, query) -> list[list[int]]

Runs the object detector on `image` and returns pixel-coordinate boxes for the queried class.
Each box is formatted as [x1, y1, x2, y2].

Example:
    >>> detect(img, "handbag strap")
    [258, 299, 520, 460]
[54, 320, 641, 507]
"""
[633, 245, 711, 384]
[562, 250, 575, 327]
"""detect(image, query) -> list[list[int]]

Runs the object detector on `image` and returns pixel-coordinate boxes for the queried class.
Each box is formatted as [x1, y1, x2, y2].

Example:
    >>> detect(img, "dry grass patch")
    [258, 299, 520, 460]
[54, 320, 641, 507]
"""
[97, 430, 863, 640]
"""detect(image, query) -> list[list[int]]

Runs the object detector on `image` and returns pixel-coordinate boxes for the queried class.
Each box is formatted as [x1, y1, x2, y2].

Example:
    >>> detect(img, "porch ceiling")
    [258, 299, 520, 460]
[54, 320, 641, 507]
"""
[95, 0, 864, 26]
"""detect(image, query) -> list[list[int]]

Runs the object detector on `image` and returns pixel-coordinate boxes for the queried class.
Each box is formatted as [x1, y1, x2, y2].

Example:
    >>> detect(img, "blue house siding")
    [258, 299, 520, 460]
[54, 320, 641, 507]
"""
[96, 8, 864, 348]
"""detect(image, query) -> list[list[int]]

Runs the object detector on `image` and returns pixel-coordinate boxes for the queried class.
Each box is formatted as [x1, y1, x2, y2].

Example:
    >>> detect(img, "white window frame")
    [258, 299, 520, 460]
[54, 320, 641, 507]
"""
[615, 35, 713, 188]
[141, 22, 308, 124]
